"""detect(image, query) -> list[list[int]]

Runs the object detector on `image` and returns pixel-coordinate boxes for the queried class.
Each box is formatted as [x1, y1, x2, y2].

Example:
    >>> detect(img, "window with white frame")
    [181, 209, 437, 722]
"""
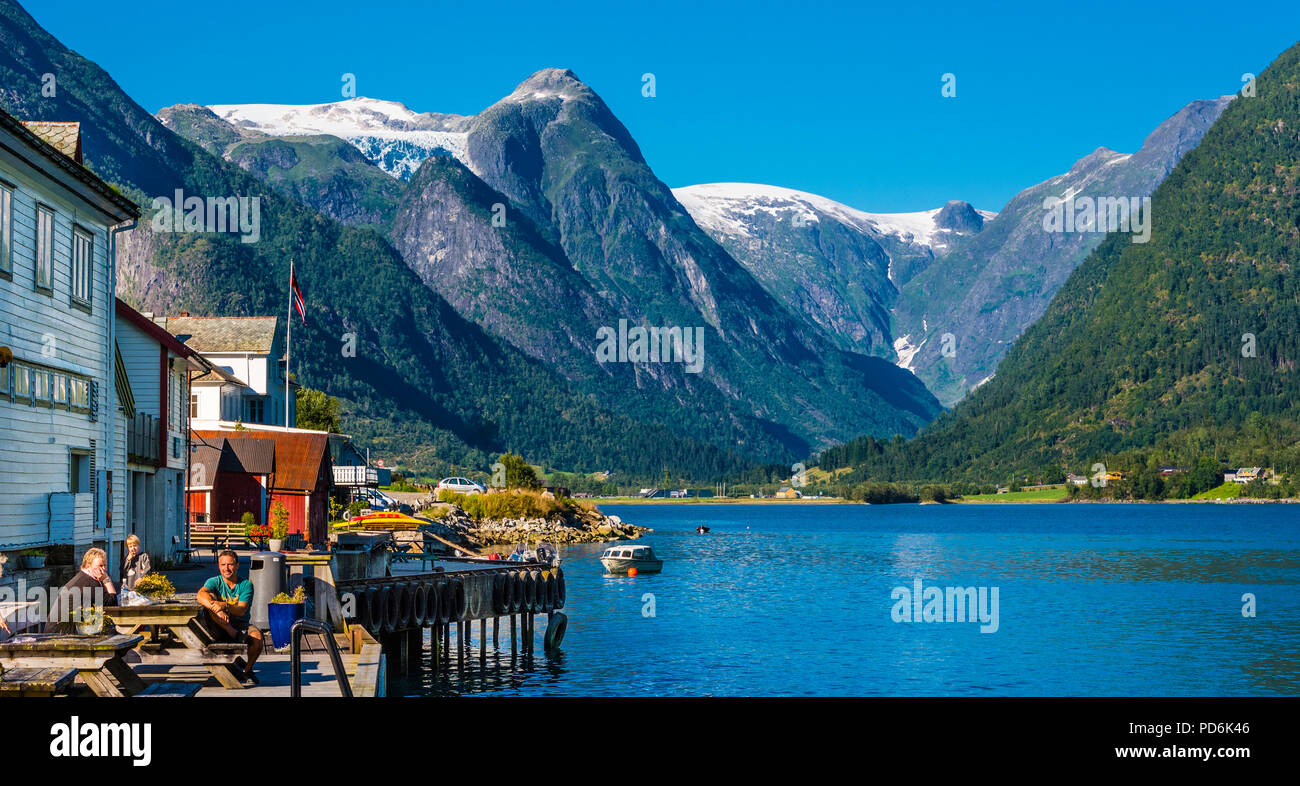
[0, 183, 12, 275]
[10, 360, 92, 415]
[72, 227, 92, 306]
[190, 393, 199, 418]
[35, 205, 53, 290]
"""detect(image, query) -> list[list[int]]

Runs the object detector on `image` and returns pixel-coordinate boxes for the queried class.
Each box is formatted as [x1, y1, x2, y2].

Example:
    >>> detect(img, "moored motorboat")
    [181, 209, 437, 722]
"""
[600, 544, 663, 574]
[506, 540, 561, 566]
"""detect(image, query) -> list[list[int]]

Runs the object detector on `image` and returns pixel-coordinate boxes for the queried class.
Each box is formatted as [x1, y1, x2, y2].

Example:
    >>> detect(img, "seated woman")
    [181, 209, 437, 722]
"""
[120, 534, 152, 594]
[44, 547, 117, 633]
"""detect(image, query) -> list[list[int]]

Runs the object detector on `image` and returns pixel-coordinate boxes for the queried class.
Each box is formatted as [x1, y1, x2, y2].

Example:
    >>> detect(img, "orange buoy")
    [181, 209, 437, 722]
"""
[627, 567, 639, 577]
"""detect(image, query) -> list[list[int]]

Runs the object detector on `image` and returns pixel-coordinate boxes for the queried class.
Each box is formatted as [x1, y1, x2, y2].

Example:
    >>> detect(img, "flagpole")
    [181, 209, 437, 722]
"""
[286, 259, 292, 427]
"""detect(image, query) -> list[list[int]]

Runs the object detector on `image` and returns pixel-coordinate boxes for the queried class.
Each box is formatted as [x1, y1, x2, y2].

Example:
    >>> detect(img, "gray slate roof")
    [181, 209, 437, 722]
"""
[21, 121, 82, 162]
[164, 316, 278, 354]
[190, 436, 276, 482]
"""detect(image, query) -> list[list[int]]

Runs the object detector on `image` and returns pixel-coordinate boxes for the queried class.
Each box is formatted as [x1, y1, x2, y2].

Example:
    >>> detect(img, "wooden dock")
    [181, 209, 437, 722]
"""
[127, 625, 383, 697]
[135, 650, 358, 697]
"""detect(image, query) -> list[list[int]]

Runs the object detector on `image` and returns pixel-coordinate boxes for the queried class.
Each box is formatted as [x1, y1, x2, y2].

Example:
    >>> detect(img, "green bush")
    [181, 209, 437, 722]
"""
[498, 453, 542, 490]
[269, 501, 290, 540]
[442, 488, 575, 521]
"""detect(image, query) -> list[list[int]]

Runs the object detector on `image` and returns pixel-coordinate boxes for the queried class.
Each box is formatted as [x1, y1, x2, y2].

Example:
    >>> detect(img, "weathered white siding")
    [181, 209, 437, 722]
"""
[117, 318, 160, 413]
[0, 150, 116, 554]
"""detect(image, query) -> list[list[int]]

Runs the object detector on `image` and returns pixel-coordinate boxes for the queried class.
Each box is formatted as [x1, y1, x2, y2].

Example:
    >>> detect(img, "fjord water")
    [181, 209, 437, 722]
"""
[397, 503, 1300, 697]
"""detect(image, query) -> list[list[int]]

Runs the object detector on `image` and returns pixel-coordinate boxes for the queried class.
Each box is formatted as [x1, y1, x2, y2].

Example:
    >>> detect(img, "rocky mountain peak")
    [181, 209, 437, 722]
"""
[508, 68, 590, 102]
[933, 200, 984, 234]
[1065, 146, 1127, 177]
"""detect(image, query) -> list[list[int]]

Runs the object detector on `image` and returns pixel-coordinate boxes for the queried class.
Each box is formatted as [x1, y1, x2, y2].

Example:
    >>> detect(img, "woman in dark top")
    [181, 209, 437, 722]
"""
[44, 547, 117, 633]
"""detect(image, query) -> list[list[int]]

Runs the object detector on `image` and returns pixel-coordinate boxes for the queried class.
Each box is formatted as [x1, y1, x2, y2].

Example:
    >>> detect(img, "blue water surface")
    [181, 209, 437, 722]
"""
[395, 503, 1300, 696]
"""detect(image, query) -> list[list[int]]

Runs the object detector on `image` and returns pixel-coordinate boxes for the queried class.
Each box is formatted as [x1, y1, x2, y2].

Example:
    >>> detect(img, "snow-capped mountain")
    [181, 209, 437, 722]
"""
[206, 97, 474, 179]
[673, 183, 992, 357]
[676, 183, 993, 258]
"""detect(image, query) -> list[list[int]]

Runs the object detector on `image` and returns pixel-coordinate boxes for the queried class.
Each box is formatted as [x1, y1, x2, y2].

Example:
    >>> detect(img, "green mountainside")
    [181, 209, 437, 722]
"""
[893, 98, 1232, 406]
[824, 41, 1300, 487]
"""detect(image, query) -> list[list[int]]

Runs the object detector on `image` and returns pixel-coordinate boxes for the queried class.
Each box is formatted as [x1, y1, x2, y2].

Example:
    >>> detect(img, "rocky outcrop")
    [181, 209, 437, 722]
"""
[416, 502, 648, 547]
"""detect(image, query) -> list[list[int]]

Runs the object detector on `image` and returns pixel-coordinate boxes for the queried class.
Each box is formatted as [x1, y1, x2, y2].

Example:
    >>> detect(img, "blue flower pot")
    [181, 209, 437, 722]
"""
[267, 602, 306, 649]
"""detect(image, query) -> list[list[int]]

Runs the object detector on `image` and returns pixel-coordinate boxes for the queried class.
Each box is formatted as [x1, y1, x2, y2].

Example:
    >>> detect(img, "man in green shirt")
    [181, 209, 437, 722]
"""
[197, 550, 264, 685]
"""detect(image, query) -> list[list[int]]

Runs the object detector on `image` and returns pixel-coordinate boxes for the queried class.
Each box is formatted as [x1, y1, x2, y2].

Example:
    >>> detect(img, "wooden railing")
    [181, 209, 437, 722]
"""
[332, 465, 378, 487]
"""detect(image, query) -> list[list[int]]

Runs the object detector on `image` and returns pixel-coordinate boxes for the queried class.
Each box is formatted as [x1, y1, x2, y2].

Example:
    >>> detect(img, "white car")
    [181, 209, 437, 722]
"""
[436, 477, 486, 495]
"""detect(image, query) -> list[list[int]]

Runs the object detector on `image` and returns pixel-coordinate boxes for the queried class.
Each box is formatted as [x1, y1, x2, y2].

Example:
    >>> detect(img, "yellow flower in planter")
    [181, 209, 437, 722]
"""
[133, 573, 176, 601]
[270, 585, 307, 604]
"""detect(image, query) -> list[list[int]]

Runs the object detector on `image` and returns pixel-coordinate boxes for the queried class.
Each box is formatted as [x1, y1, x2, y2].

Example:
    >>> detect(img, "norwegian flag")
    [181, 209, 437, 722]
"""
[290, 265, 306, 324]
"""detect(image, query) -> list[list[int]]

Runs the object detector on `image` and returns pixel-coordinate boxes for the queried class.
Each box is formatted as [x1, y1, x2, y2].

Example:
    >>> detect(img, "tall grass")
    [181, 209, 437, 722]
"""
[438, 488, 584, 521]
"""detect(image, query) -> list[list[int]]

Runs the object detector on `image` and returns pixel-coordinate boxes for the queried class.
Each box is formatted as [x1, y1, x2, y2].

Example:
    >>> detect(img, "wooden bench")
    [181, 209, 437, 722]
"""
[188, 522, 252, 559]
[0, 666, 79, 697]
[109, 602, 250, 691]
[136, 681, 202, 697]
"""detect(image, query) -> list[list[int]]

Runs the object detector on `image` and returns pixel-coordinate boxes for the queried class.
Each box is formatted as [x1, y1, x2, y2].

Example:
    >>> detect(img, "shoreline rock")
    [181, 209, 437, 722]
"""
[415, 503, 649, 548]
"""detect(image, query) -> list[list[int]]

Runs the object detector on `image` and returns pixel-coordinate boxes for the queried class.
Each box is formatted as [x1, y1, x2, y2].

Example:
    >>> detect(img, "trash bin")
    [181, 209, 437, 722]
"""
[248, 551, 285, 630]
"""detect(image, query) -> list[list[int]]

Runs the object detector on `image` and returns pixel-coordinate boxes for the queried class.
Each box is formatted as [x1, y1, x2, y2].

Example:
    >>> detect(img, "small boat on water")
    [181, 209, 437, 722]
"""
[600, 544, 663, 574]
[506, 541, 561, 567]
[696, 525, 710, 534]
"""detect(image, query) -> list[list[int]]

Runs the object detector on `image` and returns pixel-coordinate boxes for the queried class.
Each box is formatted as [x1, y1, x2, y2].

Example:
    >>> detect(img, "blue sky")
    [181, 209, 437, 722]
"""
[35, 0, 1300, 212]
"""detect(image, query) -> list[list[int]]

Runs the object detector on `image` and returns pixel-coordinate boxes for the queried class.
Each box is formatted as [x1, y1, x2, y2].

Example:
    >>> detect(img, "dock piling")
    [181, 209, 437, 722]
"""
[406, 627, 422, 670]
[457, 620, 465, 670]
[430, 624, 440, 671]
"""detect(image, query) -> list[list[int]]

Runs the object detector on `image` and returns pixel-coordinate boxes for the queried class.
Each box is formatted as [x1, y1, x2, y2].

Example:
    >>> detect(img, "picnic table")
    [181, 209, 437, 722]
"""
[0, 633, 145, 697]
[0, 667, 79, 697]
[106, 595, 249, 690]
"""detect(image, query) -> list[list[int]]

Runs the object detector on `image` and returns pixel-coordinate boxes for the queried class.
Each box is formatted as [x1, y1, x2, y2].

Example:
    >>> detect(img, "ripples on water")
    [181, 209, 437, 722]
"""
[393, 503, 1300, 696]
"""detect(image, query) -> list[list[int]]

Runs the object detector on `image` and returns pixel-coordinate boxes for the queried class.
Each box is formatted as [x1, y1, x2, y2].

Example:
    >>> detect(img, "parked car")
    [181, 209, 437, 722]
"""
[436, 477, 486, 495]
[355, 487, 399, 510]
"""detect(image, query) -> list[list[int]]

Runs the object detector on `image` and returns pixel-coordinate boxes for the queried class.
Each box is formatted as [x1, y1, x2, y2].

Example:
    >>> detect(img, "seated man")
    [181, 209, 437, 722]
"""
[44, 547, 117, 633]
[196, 550, 263, 685]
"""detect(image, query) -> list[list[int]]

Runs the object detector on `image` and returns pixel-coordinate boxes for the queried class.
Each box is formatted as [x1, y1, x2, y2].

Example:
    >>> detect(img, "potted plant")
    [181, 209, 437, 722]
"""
[70, 605, 106, 635]
[132, 573, 177, 604]
[18, 548, 46, 569]
[268, 501, 290, 552]
[246, 524, 271, 550]
[266, 585, 306, 649]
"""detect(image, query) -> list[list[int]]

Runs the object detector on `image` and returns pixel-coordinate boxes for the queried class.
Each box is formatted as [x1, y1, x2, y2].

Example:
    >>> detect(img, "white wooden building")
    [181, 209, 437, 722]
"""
[155, 314, 297, 428]
[115, 298, 209, 564]
[0, 111, 140, 579]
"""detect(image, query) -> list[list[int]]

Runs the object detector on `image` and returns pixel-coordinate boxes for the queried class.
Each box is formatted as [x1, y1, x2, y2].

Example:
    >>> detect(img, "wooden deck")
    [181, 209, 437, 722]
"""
[132, 645, 362, 697]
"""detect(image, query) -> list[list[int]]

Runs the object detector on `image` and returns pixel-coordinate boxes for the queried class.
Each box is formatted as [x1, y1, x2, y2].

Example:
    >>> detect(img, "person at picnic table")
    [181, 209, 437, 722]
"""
[119, 534, 152, 594]
[197, 550, 263, 685]
[43, 547, 117, 633]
